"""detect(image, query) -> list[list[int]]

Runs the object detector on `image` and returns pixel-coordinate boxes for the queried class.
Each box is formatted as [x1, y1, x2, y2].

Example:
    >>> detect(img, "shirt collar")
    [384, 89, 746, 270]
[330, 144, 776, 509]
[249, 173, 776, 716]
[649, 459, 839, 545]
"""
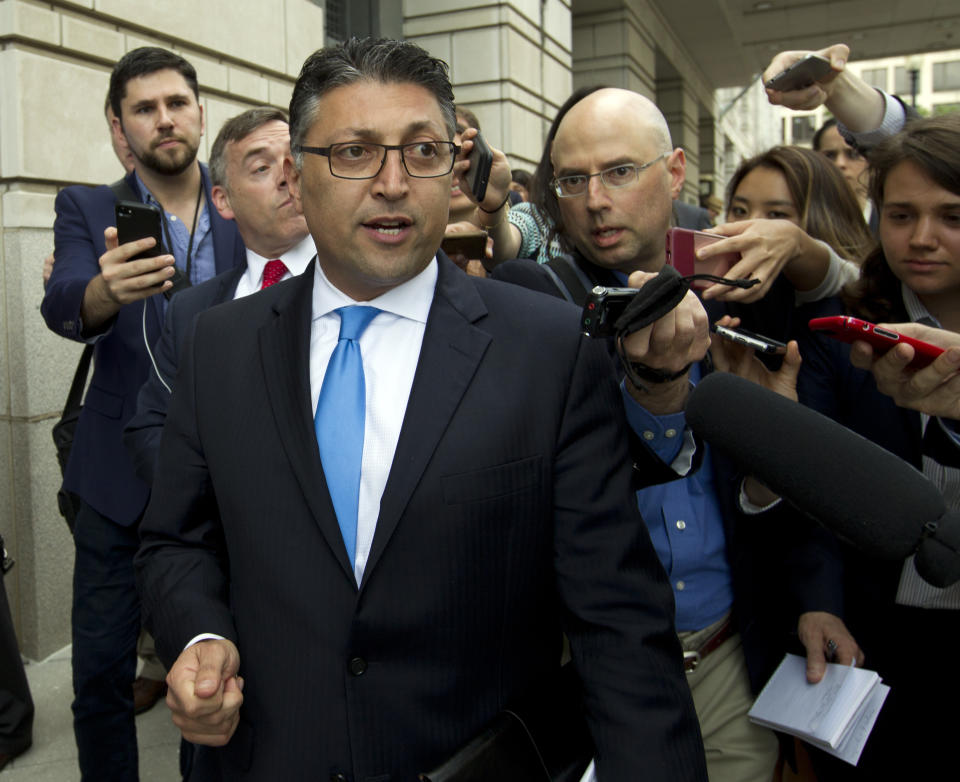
[312, 256, 438, 325]
[245, 235, 317, 284]
[902, 283, 941, 328]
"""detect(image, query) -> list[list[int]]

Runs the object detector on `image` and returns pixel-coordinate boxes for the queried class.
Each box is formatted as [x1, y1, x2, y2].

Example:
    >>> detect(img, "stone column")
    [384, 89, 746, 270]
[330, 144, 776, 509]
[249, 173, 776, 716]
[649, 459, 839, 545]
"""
[656, 74, 701, 203]
[403, 0, 573, 170]
[570, 0, 656, 98]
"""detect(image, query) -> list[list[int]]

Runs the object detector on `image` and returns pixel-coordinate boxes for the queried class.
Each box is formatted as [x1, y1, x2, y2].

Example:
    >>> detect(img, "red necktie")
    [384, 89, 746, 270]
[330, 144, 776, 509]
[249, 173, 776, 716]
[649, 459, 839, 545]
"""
[261, 259, 288, 289]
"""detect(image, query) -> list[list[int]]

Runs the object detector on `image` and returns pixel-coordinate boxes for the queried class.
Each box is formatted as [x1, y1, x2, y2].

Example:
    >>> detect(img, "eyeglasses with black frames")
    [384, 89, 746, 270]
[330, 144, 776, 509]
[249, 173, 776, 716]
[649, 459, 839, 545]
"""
[552, 154, 667, 198]
[297, 141, 461, 180]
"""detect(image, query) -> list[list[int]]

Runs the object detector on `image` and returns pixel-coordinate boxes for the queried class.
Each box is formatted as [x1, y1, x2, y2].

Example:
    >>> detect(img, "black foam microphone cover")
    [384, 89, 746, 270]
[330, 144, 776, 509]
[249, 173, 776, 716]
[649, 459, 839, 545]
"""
[916, 511, 960, 588]
[686, 372, 944, 560]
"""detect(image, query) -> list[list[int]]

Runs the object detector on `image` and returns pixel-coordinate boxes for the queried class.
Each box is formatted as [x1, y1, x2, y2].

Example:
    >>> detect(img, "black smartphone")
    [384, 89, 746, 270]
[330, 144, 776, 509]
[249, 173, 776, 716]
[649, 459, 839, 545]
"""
[712, 324, 787, 355]
[581, 285, 638, 337]
[115, 200, 188, 299]
[441, 230, 488, 260]
[115, 201, 163, 261]
[765, 54, 833, 92]
[465, 132, 493, 203]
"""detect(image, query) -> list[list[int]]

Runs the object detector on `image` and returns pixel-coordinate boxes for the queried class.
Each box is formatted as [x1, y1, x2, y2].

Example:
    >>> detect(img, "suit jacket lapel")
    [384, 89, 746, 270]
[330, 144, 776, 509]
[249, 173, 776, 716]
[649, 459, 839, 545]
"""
[217, 264, 246, 304]
[258, 262, 357, 582]
[362, 255, 491, 585]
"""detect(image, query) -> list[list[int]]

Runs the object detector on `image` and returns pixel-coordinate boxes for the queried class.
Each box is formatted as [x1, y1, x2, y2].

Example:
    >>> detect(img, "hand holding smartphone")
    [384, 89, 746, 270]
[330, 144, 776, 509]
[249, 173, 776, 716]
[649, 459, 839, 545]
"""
[808, 316, 945, 368]
[463, 132, 493, 203]
[114, 200, 186, 299]
[712, 324, 786, 355]
[115, 201, 162, 260]
[765, 54, 833, 92]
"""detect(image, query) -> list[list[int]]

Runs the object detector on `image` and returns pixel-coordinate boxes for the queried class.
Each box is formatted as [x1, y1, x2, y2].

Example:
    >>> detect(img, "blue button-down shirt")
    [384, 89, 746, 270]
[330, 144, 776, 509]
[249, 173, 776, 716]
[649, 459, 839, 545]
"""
[621, 364, 734, 631]
[135, 172, 214, 288]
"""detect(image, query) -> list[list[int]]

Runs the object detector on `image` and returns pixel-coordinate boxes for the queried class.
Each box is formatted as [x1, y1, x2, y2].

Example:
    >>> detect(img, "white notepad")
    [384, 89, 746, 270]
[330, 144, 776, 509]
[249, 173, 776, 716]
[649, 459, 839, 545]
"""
[748, 653, 890, 766]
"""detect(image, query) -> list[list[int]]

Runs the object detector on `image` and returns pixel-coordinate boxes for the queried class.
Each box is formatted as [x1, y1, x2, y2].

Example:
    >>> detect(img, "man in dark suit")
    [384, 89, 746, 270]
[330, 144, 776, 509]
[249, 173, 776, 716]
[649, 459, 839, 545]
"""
[124, 106, 313, 485]
[40, 47, 244, 781]
[135, 38, 706, 782]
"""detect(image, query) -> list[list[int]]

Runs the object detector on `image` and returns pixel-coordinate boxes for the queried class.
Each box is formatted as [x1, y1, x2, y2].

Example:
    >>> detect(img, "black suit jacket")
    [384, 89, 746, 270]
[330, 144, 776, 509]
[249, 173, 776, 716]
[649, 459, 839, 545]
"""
[135, 255, 707, 781]
[123, 264, 245, 485]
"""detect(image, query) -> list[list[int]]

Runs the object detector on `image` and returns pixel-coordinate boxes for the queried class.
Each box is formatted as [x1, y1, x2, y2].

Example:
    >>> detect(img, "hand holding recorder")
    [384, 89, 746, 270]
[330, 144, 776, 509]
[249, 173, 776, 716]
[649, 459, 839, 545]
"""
[710, 315, 801, 402]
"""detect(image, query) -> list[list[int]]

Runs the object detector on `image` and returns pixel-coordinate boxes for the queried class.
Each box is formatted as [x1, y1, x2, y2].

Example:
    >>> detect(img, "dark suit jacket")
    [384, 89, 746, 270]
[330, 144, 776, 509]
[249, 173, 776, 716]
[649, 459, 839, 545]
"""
[492, 254, 800, 694]
[41, 167, 245, 524]
[123, 264, 246, 486]
[673, 200, 714, 230]
[135, 255, 706, 782]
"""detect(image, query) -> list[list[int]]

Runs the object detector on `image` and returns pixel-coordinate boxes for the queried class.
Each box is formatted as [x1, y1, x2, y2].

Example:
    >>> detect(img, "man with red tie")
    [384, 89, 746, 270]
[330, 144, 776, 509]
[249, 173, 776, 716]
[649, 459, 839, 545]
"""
[124, 106, 314, 483]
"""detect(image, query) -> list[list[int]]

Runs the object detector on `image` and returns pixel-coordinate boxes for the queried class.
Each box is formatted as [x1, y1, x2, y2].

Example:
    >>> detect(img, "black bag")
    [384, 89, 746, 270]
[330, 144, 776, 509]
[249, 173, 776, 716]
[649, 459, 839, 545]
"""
[418, 664, 593, 782]
[52, 344, 93, 533]
[51, 177, 140, 532]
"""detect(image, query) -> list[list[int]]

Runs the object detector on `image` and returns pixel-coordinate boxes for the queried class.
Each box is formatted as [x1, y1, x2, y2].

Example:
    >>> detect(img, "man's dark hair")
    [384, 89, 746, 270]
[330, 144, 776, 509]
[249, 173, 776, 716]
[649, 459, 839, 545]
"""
[210, 107, 289, 188]
[847, 113, 960, 322]
[511, 168, 532, 189]
[109, 47, 199, 120]
[289, 37, 456, 168]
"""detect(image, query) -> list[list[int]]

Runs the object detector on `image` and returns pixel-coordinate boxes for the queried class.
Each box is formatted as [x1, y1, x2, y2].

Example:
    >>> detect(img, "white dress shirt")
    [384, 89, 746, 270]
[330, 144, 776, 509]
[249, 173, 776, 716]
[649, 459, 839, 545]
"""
[310, 258, 437, 584]
[233, 235, 317, 299]
[185, 254, 438, 649]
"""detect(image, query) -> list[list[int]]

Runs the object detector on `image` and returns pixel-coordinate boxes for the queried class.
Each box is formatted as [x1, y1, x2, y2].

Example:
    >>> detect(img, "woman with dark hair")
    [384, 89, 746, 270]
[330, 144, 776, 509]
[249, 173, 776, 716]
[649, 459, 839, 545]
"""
[791, 114, 960, 779]
[726, 145, 873, 264]
[813, 117, 871, 215]
[697, 144, 874, 307]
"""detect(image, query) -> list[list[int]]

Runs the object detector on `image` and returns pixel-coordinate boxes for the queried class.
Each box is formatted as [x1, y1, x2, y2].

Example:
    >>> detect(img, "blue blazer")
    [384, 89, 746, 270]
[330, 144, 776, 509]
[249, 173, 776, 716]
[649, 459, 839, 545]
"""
[42, 167, 245, 525]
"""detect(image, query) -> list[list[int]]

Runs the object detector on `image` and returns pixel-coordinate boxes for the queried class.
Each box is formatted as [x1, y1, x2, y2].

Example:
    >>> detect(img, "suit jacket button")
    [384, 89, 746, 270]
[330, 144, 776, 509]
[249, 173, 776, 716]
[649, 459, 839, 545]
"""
[331, 774, 349, 782]
[348, 656, 367, 676]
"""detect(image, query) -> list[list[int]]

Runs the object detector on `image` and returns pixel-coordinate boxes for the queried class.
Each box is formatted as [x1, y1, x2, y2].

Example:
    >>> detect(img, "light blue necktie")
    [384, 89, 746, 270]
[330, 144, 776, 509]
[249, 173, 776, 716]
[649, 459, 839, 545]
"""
[314, 306, 380, 565]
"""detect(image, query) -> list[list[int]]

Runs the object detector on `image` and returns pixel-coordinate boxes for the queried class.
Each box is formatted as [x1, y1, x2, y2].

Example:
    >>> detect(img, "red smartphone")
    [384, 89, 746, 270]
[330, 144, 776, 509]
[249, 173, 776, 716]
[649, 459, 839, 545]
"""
[808, 316, 945, 368]
[665, 227, 741, 287]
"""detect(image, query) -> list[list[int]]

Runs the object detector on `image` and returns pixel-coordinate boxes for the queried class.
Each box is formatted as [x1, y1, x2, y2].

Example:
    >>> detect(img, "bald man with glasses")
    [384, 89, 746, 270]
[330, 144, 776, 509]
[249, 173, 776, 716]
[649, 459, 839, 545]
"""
[491, 88, 814, 782]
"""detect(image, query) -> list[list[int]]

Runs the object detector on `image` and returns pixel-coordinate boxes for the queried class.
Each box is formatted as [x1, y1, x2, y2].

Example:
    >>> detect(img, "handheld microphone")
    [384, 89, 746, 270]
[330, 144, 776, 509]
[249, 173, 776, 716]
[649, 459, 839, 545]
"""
[686, 372, 960, 587]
